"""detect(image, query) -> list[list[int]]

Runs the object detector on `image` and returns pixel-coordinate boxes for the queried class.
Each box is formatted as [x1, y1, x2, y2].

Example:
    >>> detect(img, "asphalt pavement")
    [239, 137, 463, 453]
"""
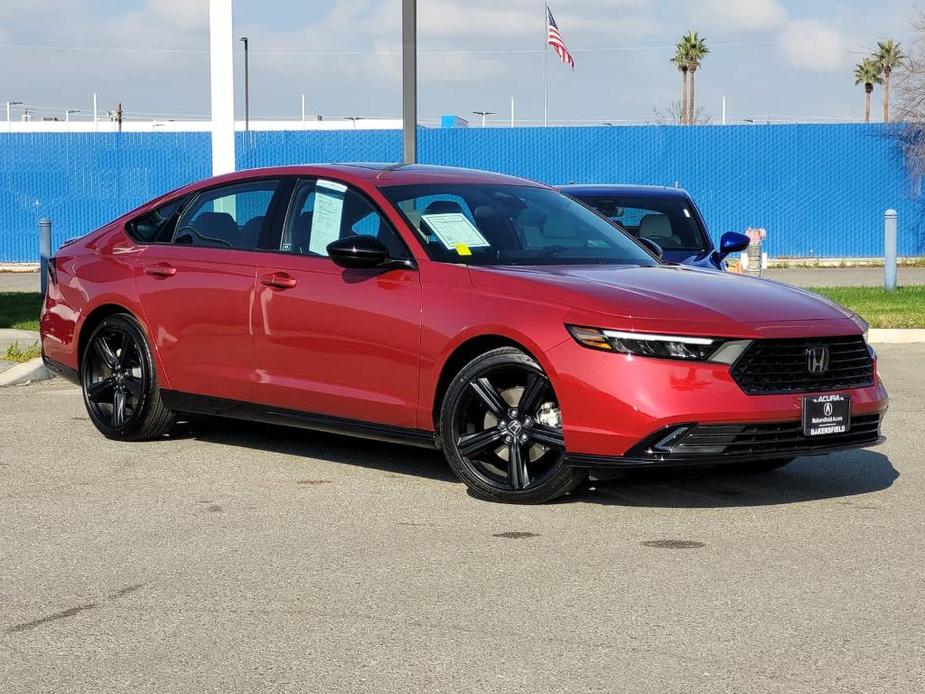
[0, 272, 39, 293]
[1, 345, 923, 693]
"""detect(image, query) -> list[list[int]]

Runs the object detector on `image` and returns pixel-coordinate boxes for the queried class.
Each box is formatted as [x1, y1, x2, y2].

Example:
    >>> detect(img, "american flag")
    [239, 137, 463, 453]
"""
[546, 4, 575, 69]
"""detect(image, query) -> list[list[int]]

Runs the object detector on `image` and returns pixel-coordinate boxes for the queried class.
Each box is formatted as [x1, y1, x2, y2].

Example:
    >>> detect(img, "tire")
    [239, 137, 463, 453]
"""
[80, 313, 175, 441]
[439, 347, 586, 504]
[728, 458, 795, 474]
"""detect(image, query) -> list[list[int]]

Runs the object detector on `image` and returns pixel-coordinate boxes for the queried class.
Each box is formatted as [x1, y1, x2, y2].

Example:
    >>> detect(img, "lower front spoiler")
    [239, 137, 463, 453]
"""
[564, 411, 887, 469]
[565, 436, 886, 469]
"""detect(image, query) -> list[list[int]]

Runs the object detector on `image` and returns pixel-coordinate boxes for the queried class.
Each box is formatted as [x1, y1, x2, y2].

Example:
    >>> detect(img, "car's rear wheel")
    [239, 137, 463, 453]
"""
[440, 347, 586, 503]
[81, 313, 174, 441]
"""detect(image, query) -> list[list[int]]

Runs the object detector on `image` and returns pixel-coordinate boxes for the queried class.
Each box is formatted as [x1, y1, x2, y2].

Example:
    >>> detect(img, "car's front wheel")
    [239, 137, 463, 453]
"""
[80, 313, 175, 441]
[440, 347, 586, 503]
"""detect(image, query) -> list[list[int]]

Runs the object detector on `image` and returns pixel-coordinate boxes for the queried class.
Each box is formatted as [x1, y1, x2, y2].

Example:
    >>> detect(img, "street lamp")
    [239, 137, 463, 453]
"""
[239, 36, 249, 131]
[473, 110, 494, 127]
[6, 100, 23, 132]
[65, 109, 80, 131]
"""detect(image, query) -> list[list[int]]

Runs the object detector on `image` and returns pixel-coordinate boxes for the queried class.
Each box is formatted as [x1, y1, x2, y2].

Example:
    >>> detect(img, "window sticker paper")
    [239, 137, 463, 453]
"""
[421, 213, 490, 250]
[310, 180, 346, 255]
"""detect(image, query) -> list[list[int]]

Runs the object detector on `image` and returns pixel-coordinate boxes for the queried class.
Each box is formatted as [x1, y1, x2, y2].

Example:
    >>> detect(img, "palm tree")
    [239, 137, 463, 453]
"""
[854, 58, 882, 123]
[874, 39, 906, 122]
[670, 41, 690, 125]
[683, 32, 709, 125]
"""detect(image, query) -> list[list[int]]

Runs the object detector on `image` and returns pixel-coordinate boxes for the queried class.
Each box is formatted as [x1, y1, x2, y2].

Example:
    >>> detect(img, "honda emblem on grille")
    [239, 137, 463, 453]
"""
[806, 346, 830, 375]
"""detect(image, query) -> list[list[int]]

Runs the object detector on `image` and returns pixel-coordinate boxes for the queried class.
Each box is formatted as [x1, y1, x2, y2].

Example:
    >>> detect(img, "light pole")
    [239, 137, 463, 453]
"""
[6, 100, 23, 132]
[239, 36, 249, 131]
[402, 0, 417, 164]
[473, 110, 494, 127]
[65, 109, 80, 131]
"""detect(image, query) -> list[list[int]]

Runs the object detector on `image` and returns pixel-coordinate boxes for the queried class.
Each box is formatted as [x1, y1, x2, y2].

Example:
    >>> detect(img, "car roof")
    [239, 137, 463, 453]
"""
[558, 184, 692, 199]
[184, 163, 547, 192]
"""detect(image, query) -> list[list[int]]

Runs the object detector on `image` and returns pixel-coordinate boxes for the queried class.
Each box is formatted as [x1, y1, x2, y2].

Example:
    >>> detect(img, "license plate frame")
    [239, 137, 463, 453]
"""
[802, 393, 851, 437]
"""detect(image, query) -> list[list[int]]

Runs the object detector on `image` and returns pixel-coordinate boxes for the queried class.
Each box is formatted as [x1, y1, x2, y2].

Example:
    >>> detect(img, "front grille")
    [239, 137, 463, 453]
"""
[667, 413, 883, 459]
[731, 336, 874, 395]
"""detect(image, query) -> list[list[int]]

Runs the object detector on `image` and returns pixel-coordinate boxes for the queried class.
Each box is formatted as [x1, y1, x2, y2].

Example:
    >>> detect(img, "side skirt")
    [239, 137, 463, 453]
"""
[160, 390, 439, 450]
[43, 356, 81, 386]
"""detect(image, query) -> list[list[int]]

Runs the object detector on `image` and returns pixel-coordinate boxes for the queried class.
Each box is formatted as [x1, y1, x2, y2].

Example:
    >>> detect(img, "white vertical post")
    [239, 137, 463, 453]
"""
[722, 96, 726, 125]
[301, 94, 306, 123]
[543, 6, 549, 127]
[402, 0, 417, 164]
[511, 96, 515, 127]
[884, 209, 898, 290]
[209, 0, 236, 175]
[92, 93, 98, 131]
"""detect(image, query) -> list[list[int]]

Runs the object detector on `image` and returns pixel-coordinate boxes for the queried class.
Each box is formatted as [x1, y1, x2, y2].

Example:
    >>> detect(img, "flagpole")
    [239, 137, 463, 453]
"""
[543, 3, 548, 126]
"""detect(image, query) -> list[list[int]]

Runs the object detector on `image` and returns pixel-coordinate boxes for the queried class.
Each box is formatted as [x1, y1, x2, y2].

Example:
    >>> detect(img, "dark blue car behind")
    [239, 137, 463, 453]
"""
[559, 184, 749, 271]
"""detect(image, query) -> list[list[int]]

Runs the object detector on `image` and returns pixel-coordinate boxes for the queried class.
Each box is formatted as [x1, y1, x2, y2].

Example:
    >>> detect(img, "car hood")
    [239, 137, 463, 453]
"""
[469, 264, 863, 338]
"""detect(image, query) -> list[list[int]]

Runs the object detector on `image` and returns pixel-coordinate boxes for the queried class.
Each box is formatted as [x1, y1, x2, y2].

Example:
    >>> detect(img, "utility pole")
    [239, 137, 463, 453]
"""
[116, 102, 123, 132]
[301, 94, 306, 124]
[92, 92, 98, 131]
[240, 36, 250, 131]
[510, 97, 515, 127]
[401, 0, 417, 164]
[6, 101, 23, 132]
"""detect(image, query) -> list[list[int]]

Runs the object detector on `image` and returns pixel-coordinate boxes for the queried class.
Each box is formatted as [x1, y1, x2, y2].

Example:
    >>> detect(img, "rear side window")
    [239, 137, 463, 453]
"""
[125, 197, 186, 243]
[174, 180, 279, 250]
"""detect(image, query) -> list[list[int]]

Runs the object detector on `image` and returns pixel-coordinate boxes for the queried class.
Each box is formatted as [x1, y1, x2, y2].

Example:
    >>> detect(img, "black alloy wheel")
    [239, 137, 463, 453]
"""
[441, 347, 586, 503]
[81, 314, 174, 440]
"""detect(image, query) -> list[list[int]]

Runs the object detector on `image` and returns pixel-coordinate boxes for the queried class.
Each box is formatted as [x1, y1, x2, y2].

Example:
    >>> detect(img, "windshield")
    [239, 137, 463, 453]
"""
[575, 195, 708, 252]
[380, 184, 658, 267]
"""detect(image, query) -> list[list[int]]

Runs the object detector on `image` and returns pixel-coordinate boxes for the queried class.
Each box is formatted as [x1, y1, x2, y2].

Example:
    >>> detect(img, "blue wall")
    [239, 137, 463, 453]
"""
[1, 124, 921, 262]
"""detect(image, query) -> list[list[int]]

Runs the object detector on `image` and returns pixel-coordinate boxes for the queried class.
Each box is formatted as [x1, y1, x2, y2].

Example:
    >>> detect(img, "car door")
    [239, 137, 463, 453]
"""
[252, 177, 423, 428]
[133, 178, 287, 402]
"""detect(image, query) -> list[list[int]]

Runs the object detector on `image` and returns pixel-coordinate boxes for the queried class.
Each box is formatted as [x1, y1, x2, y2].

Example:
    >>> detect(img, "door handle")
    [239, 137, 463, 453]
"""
[260, 272, 297, 290]
[144, 263, 177, 278]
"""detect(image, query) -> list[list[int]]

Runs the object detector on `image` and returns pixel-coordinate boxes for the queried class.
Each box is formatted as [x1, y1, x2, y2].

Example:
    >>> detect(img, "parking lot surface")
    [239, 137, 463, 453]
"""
[2, 345, 923, 693]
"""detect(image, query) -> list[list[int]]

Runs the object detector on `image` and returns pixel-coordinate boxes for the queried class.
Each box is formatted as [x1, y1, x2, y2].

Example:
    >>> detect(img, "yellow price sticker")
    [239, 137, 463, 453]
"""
[454, 243, 472, 256]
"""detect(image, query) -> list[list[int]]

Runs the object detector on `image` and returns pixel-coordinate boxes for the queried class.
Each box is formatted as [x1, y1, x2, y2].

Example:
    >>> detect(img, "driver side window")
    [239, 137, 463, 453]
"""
[174, 180, 279, 250]
[280, 178, 409, 260]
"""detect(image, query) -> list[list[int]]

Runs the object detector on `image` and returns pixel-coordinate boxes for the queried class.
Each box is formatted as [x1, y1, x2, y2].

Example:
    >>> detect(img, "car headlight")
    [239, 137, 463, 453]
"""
[566, 325, 751, 364]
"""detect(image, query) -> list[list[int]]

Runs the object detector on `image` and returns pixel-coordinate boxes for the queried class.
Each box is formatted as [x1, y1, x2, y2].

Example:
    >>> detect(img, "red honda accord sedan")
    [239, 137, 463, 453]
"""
[40, 164, 888, 503]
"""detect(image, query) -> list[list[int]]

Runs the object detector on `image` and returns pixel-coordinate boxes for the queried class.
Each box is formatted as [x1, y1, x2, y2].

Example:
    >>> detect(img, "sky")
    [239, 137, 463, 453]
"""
[0, 0, 918, 125]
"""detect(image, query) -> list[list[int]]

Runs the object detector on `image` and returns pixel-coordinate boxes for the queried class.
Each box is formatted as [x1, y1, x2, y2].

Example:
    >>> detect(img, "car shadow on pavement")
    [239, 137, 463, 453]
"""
[573, 450, 899, 508]
[173, 417, 897, 507]
[175, 416, 458, 483]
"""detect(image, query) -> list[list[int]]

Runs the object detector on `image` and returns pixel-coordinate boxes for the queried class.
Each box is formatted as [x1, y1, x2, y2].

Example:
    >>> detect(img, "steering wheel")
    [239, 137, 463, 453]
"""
[175, 224, 234, 249]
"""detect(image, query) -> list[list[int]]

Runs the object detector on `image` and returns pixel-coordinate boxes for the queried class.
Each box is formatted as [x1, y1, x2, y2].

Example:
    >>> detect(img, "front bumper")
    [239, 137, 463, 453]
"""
[545, 337, 889, 464]
[565, 412, 885, 468]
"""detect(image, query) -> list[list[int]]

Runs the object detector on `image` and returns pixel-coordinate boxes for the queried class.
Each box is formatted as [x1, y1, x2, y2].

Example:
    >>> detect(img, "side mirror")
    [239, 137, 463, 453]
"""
[717, 231, 750, 258]
[639, 238, 663, 259]
[327, 235, 406, 270]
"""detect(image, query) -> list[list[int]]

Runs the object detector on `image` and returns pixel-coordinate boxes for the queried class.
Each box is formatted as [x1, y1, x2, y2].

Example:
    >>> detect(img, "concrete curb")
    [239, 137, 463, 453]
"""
[0, 358, 55, 387]
[868, 329, 925, 344]
[0, 264, 39, 273]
